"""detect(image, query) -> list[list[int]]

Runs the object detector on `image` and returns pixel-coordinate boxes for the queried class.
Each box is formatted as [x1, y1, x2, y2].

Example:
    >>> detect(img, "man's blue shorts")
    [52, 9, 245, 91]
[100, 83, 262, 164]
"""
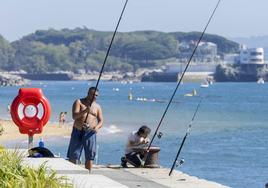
[67, 127, 96, 161]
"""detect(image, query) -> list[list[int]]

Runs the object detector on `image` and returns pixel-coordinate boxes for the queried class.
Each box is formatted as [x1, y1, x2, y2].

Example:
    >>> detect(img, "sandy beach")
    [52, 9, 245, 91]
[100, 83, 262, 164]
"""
[0, 119, 72, 143]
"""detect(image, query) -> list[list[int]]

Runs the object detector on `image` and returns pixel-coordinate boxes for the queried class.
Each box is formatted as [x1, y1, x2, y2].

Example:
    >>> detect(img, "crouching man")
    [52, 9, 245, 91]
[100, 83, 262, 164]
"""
[121, 125, 151, 167]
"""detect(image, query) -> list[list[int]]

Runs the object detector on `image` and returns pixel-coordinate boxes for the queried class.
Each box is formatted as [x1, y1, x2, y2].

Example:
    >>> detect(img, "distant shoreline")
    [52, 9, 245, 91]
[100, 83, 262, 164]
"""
[14, 72, 139, 82]
[18, 73, 73, 81]
[4, 70, 267, 83]
[12, 71, 211, 82]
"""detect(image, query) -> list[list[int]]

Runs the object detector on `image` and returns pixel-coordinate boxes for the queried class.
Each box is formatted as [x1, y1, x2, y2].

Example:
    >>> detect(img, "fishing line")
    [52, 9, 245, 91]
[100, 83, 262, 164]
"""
[84, 0, 129, 122]
[146, 0, 221, 156]
[169, 98, 203, 176]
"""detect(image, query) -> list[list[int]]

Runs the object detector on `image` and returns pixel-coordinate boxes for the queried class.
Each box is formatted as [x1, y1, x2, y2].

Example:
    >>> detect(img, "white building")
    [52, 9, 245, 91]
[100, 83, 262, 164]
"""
[195, 42, 218, 62]
[178, 41, 218, 62]
[165, 63, 217, 73]
[223, 53, 239, 64]
[239, 47, 264, 64]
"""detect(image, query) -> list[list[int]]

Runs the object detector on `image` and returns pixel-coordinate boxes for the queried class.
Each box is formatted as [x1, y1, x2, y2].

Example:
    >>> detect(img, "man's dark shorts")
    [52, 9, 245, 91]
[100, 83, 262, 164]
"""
[67, 127, 96, 161]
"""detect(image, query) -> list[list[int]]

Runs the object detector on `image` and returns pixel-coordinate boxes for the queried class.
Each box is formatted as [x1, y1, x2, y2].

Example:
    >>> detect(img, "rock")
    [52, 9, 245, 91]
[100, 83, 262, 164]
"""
[0, 72, 30, 87]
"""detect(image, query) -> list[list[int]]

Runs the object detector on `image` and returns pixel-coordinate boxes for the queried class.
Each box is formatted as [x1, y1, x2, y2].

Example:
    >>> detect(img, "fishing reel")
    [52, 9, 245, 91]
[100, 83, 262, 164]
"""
[175, 158, 185, 168]
[157, 132, 163, 139]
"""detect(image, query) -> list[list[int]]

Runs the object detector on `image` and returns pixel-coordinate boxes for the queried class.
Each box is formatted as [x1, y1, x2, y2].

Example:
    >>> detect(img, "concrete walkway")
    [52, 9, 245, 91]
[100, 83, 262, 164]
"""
[93, 165, 229, 188]
[93, 165, 168, 188]
[22, 158, 229, 188]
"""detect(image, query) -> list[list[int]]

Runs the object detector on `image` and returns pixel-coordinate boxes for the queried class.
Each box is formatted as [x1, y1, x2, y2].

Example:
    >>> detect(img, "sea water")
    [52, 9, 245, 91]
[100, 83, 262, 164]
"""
[1, 81, 268, 188]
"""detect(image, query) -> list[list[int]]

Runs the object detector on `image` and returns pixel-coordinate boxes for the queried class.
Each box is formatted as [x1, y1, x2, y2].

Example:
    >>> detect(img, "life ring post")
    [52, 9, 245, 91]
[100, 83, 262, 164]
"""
[28, 135, 34, 149]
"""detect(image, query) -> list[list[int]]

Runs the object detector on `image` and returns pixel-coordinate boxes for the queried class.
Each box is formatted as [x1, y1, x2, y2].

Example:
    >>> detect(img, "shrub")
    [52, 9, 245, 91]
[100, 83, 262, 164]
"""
[0, 149, 72, 188]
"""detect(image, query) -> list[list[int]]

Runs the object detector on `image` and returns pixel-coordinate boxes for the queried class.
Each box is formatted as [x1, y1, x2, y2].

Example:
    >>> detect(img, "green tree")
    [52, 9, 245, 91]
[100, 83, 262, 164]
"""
[0, 35, 15, 70]
[1, 28, 240, 73]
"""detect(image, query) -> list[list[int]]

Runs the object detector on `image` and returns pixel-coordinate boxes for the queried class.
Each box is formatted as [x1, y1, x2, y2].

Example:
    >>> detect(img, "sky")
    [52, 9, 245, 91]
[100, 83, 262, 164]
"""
[0, 0, 268, 42]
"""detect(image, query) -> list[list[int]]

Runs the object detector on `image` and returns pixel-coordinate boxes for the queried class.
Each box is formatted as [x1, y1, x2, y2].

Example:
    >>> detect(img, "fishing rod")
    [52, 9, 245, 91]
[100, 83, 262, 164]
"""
[84, 0, 129, 121]
[169, 99, 202, 176]
[146, 0, 221, 157]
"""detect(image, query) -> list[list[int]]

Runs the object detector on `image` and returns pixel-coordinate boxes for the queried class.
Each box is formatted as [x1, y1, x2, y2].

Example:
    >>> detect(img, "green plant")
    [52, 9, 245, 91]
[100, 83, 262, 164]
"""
[0, 149, 72, 188]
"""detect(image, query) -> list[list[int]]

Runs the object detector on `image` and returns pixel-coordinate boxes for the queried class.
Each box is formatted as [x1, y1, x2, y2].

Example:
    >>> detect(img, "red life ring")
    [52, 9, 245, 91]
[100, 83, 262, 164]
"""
[10, 88, 51, 136]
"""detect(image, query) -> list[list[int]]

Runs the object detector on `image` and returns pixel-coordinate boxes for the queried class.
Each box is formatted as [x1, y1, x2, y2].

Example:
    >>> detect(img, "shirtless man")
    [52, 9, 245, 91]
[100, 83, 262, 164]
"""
[67, 87, 103, 171]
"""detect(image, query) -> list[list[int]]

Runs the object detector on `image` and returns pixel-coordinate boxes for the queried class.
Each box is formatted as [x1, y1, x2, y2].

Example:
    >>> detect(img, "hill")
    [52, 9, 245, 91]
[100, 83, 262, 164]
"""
[0, 28, 239, 73]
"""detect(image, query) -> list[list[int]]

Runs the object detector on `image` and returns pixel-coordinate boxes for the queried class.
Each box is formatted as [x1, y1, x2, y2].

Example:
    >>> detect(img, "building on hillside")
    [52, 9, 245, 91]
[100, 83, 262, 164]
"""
[239, 46, 264, 64]
[164, 63, 217, 74]
[223, 53, 240, 64]
[195, 42, 218, 62]
[223, 46, 265, 64]
[178, 41, 219, 63]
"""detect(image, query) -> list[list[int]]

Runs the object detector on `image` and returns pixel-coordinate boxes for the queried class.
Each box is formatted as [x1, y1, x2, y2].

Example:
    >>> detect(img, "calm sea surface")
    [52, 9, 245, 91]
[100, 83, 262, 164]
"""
[1, 81, 268, 188]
